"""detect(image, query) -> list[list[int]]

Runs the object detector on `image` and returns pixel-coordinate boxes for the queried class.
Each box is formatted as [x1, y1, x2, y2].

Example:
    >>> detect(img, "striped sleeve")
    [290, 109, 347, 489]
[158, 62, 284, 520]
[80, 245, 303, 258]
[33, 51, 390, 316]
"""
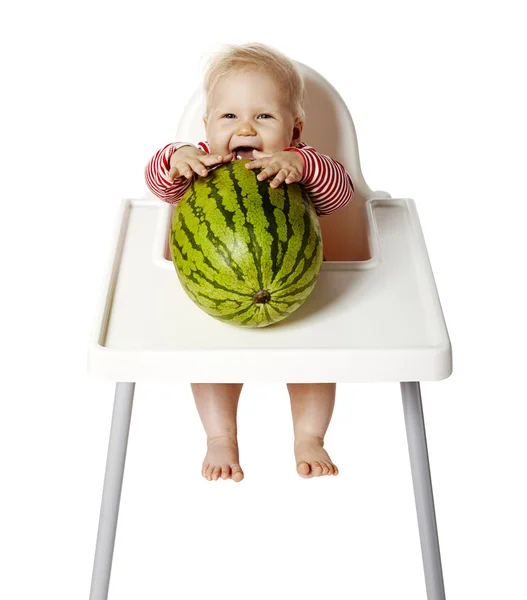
[285, 143, 354, 216]
[144, 141, 210, 205]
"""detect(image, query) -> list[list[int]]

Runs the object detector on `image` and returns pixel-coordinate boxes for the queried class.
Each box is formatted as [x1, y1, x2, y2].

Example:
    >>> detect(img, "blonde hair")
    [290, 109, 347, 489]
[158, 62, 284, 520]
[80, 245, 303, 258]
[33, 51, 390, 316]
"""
[202, 42, 306, 123]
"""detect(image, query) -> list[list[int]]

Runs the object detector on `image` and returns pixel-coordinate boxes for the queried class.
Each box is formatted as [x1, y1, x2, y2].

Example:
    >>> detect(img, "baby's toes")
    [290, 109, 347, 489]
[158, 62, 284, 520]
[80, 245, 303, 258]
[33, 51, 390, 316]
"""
[297, 461, 311, 476]
[311, 461, 324, 475]
[231, 464, 244, 482]
[318, 461, 331, 475]
[211, 465, 222, 480]
[326, 461, 338, 475]
[316, 461, 331, 475]
[220, 465, 231, 480]
[320, 460, 333, 475]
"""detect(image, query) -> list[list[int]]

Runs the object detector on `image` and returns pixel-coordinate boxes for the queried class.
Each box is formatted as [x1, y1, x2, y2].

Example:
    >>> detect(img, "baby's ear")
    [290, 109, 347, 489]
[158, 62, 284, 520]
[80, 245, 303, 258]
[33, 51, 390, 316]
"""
[291, 118, 304, 145]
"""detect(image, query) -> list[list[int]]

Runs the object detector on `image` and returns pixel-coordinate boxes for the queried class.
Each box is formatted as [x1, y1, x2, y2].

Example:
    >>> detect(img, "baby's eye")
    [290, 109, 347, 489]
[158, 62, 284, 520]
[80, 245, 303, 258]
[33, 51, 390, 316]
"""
[222, 113, 236, 119]
[258, 114, 272, 119]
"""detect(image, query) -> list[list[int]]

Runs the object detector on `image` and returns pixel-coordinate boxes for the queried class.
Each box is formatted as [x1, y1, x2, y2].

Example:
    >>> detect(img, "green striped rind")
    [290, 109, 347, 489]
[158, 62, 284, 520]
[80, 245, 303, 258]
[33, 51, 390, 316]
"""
[170, 160, 323, 327]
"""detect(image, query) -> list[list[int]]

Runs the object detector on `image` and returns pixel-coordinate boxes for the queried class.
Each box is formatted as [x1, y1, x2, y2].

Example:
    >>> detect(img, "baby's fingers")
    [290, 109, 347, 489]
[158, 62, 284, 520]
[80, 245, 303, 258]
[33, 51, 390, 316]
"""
[245, 157, 268, 171]
[254, 162, 278, 182]
[187, 159, 212, 178]
[269, 168, 292, 188]
[167, 166, 180, 182]
[201, 152, 233, 166]
[167, 161, 195, 182]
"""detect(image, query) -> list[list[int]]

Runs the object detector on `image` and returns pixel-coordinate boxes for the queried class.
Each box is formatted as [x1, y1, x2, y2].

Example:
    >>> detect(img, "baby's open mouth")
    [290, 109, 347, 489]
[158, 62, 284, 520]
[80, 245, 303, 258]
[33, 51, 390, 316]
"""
[232, 146, 258, 160]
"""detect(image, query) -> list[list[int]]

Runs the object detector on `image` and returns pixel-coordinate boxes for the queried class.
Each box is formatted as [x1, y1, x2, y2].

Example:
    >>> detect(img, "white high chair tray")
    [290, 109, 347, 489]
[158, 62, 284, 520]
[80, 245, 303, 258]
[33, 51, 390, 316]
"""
[88, 195, 451, 383]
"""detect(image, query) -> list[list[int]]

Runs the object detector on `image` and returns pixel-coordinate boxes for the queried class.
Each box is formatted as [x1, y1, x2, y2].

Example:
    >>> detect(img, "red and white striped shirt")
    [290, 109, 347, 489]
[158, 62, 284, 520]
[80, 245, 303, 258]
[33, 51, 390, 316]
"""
[145, 141, 354, 216]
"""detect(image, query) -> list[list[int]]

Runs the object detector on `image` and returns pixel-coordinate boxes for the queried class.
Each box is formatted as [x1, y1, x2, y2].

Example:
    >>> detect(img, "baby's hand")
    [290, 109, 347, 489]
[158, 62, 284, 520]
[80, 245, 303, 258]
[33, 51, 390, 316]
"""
[168, 146, 233, 183]
[245, 150, 304, 188]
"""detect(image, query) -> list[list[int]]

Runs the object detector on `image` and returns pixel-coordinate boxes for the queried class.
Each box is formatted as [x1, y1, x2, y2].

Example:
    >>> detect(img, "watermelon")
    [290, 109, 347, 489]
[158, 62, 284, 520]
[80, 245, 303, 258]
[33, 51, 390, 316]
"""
[170, 159, 323, 327]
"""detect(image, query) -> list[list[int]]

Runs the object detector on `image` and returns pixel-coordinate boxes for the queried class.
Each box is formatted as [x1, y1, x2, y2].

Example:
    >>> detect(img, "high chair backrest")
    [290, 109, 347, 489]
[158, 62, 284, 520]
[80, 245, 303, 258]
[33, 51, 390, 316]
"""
[174, 61, 377, 261]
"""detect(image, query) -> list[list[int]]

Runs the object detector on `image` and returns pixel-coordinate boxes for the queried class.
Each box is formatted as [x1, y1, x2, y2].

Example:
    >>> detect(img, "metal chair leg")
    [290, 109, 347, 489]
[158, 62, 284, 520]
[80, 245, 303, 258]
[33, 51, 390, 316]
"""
[89, 382, 135, 600]
[401, 382, 446, 600]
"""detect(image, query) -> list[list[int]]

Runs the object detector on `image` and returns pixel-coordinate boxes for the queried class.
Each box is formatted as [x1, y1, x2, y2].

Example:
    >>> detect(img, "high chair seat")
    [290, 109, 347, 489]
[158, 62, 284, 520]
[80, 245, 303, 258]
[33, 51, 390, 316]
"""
[88, 61, 451, 600]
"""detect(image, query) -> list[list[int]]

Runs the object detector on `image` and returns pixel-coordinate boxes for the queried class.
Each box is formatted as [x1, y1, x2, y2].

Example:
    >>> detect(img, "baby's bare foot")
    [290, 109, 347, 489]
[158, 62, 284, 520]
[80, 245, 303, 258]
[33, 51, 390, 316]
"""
[202, 435, 244, 482]
[294, 436, 339, 478]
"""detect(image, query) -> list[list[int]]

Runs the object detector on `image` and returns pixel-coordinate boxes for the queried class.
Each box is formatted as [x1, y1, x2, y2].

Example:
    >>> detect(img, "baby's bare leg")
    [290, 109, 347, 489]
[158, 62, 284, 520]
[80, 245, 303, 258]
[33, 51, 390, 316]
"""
[287, 383, 339, 478]
[191, 383, 244, 482]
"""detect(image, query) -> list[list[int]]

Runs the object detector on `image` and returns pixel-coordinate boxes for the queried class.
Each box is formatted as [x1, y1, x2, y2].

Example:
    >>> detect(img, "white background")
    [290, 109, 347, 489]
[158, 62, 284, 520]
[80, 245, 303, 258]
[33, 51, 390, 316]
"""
[1, 1, 526, 599]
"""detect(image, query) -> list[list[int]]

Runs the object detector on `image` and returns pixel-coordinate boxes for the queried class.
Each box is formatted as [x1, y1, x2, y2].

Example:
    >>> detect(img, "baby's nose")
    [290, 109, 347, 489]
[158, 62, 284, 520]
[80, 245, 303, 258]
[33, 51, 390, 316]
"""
[236, 120, 256, 135]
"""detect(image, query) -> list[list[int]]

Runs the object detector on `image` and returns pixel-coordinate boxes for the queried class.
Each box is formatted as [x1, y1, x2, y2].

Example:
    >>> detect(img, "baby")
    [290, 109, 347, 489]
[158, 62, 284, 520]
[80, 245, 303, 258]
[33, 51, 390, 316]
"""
[145, 43, 354, 482]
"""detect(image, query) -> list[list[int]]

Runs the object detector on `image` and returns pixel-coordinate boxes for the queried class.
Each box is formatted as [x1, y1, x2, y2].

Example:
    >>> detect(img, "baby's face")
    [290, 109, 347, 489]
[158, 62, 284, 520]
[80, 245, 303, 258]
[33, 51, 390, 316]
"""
[204, 69, 302, 160]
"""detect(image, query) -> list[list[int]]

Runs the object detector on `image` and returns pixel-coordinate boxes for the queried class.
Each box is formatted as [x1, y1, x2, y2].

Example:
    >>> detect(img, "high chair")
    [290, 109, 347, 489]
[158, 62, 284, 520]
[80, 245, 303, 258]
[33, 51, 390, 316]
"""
[88, 61, 452, 600]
